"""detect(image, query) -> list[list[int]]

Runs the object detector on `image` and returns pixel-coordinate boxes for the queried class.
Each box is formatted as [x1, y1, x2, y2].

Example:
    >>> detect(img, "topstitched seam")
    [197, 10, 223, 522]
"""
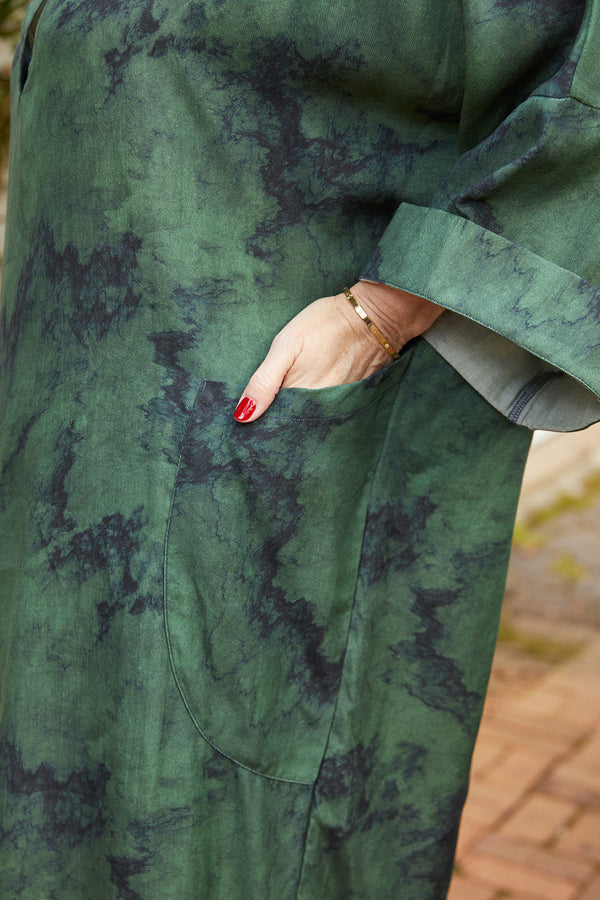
[294, 345, 419, 897]
[163, 379, 320, 787]
[508, 370, 563, 422]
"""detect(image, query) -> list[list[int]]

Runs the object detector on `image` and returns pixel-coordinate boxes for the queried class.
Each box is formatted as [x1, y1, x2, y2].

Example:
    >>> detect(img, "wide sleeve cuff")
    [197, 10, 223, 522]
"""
[361, 203, 600, 432]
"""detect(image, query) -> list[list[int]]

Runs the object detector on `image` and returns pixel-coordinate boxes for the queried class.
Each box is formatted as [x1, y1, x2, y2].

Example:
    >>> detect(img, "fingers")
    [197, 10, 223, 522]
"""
[234, 334, 297, 423]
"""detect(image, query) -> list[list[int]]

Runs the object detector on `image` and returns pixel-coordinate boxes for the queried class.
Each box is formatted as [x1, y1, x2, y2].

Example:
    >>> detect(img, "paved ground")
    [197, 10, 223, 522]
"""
[449, 471, 600, 900]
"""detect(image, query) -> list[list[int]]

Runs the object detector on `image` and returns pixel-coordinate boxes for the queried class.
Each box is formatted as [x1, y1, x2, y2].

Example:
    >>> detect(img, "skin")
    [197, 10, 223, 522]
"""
[234, 282, 444, 421]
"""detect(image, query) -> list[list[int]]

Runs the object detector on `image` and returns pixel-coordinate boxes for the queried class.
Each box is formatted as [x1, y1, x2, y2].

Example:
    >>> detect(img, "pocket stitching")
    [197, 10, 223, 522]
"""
[163, 380, 315, 785]
[295, 378, 406, 881]
[199, 357, 409, 422]
[163, 352, 413, 783]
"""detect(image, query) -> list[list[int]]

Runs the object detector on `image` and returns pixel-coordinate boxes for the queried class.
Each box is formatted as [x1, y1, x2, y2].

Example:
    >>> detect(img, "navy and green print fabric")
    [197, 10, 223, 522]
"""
[0, 1, 596, 897]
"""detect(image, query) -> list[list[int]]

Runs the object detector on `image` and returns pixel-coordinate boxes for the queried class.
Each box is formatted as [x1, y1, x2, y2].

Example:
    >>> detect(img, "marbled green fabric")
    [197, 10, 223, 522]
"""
[363, 1, 600, 430]
[0, 0, 593, 897]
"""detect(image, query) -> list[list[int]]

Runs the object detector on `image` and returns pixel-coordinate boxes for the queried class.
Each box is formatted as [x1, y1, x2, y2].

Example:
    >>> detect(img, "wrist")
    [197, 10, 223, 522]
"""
[343, 287, 402, 359]
[349, 280, 443, 348]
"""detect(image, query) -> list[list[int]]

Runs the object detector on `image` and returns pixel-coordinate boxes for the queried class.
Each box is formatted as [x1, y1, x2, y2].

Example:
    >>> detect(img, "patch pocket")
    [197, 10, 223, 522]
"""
[164, 355, 411, 784]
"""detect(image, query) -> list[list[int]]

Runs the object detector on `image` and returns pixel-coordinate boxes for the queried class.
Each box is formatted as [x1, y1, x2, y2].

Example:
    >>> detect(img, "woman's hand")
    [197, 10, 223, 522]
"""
[233, 281, 443, 422]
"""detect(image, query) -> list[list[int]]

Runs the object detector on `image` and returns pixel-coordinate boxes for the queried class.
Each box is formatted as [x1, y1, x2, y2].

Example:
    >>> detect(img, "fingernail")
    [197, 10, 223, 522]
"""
[234, 396, 256, 421]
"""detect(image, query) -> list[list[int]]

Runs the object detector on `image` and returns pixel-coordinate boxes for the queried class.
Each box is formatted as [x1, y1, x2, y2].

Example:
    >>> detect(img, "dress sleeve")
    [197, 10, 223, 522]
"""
[360, 0, 600, 432]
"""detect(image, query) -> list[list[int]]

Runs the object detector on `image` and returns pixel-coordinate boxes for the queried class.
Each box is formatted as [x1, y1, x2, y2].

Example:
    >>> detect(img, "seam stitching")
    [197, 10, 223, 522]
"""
[163, 379, 316, 787]
[508, 371, 563, 423]
[294, 348, 417, 897]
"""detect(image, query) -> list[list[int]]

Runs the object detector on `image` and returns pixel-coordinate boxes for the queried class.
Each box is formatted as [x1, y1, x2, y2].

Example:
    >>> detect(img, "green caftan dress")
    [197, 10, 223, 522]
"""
[1, 1, 599, 897]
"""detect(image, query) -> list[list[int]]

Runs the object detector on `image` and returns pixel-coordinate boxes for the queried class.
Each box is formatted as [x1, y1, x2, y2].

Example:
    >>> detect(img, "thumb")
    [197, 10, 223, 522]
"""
[234, 335, 297, 423]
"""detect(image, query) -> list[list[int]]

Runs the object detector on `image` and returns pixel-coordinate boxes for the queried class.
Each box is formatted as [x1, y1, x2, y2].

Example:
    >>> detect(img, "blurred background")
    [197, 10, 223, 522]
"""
[0, 4, 598, 898]
[0, 1, 24, 168]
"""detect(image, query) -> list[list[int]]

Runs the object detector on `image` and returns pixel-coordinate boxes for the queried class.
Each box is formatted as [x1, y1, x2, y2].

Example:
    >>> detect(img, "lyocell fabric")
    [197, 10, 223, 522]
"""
[0, 1, 596, 898]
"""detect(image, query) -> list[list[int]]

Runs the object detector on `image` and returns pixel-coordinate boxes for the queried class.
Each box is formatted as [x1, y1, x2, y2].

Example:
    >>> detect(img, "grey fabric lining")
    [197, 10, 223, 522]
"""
[508, 372, 563, 423]
[424, 312, 600, 432]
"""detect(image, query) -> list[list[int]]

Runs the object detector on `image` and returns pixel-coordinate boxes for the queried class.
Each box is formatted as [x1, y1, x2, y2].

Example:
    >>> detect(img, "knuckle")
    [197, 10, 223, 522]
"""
[248, 366, 278, 396]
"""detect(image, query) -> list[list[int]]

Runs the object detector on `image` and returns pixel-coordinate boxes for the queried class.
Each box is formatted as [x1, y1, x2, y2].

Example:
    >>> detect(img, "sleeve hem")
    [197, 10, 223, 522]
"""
[360, 202, 600, 431]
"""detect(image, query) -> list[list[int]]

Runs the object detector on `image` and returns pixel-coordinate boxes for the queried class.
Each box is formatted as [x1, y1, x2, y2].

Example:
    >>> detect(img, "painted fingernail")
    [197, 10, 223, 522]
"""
[234, 396, 256, 421]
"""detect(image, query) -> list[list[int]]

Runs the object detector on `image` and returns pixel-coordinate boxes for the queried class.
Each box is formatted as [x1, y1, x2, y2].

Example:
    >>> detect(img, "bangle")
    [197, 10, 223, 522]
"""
[344, 287, 401, 360]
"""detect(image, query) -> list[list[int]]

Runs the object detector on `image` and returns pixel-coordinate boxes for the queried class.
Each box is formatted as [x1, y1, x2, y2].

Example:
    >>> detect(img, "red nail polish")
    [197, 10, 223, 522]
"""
[234, 396, 256, 421]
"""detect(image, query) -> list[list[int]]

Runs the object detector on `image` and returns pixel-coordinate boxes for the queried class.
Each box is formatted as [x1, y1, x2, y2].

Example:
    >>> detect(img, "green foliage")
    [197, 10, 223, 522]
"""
[1, 1, 28, 164]
[512, 521, 546, 550]
[497, 619, 581, 663]
[0, 1, 27, 33]
[520, 472, 600, 532]
[550, 552, 587, 582]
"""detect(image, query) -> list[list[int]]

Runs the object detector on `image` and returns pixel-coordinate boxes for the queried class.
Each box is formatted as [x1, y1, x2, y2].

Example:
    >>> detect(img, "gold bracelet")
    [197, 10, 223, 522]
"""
[344, 287, 401, 360]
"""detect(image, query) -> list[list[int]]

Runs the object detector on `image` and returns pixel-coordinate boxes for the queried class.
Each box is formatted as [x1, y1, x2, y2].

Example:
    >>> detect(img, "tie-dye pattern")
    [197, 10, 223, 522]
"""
[7, 0, 596, 896]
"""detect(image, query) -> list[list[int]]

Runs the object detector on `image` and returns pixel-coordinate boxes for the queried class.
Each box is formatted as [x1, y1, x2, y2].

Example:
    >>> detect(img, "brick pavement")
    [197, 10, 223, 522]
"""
[449, 473, 600, 900]
[450, 632, 600, 900]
